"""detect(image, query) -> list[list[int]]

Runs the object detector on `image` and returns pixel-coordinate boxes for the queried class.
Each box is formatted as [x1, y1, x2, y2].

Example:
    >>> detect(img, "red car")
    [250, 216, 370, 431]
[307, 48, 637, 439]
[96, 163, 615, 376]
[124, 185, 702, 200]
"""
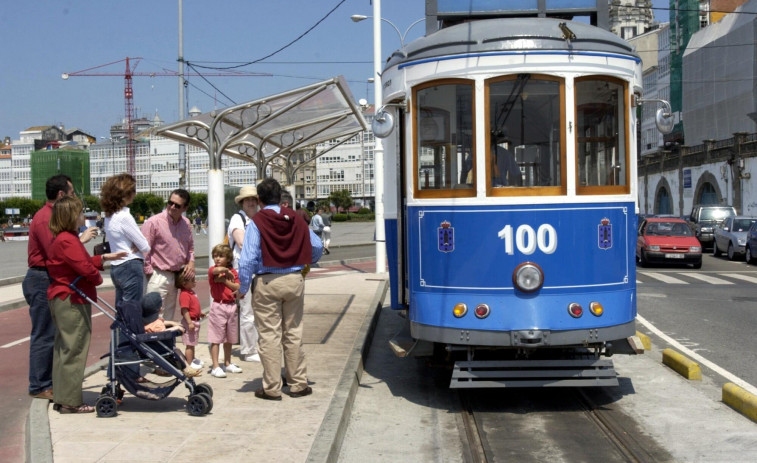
[637, 217, 702, 269]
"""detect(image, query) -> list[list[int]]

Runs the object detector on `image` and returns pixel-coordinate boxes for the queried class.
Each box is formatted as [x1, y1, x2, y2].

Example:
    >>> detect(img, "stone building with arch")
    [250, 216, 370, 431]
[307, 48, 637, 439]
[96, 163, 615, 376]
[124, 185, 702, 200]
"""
[638, 133, 757, 217]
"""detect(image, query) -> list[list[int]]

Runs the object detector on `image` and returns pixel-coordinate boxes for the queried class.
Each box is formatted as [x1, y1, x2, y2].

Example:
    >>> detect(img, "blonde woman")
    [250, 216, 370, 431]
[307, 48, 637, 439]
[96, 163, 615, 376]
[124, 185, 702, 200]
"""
[47, 196, 125, 413]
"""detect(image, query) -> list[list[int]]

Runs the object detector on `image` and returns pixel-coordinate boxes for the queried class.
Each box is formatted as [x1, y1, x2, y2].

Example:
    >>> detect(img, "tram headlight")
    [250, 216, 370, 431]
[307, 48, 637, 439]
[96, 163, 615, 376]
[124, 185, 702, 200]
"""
[453, 303, 468, 318]
[589, 301, 604, 316]
[513, 262, 544, 293]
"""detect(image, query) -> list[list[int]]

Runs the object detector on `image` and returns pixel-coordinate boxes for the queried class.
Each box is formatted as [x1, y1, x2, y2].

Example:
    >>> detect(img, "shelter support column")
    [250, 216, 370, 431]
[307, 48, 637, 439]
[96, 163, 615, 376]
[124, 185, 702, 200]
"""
[207, 170, 225, 258]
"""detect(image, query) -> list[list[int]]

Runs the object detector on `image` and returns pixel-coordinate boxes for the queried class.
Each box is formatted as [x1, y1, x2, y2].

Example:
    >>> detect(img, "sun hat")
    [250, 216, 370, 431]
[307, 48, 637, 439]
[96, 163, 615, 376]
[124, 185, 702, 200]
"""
[141, 292, 163, 325]
[234, 186, 258, 205]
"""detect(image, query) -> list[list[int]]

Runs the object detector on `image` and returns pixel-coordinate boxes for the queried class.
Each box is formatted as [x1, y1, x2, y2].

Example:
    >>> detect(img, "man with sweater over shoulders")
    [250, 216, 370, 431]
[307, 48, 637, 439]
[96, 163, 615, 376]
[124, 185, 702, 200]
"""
[237, 178, 323, 400]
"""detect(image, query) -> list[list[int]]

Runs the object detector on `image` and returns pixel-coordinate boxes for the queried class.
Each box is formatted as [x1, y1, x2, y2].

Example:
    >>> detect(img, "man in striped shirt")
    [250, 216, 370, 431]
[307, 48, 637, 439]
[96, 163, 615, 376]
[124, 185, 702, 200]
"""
[141, 189, 195, 321]
[237, 178, 322, 400]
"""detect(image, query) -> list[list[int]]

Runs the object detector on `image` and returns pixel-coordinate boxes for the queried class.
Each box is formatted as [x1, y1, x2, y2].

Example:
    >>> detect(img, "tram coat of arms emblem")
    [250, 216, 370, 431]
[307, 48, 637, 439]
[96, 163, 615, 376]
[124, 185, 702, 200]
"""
[438, 221, 454, 252]
[598, 218, 612, 250]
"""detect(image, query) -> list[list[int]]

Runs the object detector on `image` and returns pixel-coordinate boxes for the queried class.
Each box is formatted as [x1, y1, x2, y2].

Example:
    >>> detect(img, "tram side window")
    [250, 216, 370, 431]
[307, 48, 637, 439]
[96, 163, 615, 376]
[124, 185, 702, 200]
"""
[576, 78, 628, 192]
[414, 81, 475, 197]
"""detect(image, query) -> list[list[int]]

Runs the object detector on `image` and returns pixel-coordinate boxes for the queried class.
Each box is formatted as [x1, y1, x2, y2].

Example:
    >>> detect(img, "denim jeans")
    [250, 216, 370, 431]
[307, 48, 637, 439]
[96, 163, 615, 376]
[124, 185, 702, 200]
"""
[110, 259, 146, 307]
[22, 268, 54, 395]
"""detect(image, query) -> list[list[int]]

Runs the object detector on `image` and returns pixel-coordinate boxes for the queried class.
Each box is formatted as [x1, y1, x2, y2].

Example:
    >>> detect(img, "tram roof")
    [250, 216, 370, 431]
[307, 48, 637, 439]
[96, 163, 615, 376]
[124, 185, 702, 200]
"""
[385, 17, 637, 69]
[155, 76, 367, 165]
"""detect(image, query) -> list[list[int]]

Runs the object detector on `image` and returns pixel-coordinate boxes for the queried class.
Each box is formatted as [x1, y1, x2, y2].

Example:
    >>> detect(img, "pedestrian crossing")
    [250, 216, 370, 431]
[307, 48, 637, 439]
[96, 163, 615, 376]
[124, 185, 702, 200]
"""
[637, 270, 757, 285]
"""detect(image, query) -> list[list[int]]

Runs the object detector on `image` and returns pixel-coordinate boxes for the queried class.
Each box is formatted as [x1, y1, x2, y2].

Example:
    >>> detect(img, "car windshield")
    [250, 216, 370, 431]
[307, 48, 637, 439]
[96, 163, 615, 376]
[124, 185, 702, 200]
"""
[646, 222, 692, 236]
[701, 208, 734, 221]
[733, 219, 757, 232]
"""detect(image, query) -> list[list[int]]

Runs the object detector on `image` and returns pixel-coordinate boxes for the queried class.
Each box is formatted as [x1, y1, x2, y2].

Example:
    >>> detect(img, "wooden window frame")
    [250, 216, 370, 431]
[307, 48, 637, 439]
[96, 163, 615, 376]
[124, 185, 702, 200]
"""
[574, 76, 631, 195]
[412, 79, 476, 199]
[484, 74, 567, 197]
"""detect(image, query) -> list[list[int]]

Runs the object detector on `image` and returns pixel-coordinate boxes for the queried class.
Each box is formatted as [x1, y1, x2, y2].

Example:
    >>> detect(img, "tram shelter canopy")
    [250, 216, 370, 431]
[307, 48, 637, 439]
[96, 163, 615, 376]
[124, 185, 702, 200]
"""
[156, 75, 367, 182]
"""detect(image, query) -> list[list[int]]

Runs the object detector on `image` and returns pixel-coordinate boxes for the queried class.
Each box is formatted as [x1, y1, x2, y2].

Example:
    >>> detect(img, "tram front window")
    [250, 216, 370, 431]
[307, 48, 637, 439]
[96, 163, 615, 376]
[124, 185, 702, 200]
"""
[414, 81, 475, 197]
[576, 77, 628, 193]
[486, 74, 564, 195]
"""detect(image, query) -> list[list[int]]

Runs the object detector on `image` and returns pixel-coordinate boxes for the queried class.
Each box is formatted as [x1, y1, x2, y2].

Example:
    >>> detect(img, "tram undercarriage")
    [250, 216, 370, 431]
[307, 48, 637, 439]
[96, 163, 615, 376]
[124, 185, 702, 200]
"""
[390, 320, 644, 388]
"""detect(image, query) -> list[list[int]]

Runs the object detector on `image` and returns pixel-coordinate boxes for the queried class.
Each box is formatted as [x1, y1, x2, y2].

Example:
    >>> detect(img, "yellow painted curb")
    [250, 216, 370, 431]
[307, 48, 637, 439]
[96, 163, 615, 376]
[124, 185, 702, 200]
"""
[635, 331, 651, 351]
[723, 383, 757, 423]
[662, 348, 702, 380]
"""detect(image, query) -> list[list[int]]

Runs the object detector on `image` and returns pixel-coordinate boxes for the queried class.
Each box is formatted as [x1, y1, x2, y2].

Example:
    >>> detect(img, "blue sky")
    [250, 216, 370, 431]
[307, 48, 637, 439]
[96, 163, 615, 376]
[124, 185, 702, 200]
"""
[0, 0, 669, 141]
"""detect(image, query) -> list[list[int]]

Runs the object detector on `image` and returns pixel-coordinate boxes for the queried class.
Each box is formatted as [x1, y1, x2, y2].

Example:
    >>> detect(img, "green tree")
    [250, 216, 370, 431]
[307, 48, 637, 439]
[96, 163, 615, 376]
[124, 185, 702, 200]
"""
[131, 193, 166, 220]
[81, 195, 101, 212]
[188, 192, 207, 219]
[0, 197, 44, 220]
[328, 189, 353, 213]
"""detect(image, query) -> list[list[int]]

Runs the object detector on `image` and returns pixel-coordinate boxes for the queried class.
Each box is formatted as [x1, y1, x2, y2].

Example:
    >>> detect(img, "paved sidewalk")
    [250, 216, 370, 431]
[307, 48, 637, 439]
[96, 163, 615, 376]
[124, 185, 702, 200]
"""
[33, 272, 388, 462]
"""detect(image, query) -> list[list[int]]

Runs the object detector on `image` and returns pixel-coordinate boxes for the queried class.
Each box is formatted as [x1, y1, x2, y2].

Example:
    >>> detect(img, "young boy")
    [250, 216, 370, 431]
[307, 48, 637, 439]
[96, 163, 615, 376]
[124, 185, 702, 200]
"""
[207, 244, 242, 378]
[175, 270, 205, 370]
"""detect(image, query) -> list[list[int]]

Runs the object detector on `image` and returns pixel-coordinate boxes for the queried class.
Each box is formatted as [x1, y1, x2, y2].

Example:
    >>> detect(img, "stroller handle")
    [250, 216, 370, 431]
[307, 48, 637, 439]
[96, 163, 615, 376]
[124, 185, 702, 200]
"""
[68, 275, 118, 321]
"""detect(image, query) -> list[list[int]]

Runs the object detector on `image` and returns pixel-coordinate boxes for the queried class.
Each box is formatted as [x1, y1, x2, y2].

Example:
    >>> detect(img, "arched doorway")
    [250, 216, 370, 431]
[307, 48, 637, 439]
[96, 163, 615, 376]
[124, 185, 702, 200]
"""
[655, 187, 671, 214]
[653, 177, 673, 215]
[698, 182, 718, 205]
[693, 172, 722, 206]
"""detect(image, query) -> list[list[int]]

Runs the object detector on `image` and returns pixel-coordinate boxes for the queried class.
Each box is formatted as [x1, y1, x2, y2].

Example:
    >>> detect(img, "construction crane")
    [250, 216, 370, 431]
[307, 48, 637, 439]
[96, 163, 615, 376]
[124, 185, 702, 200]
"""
[62, 56, 269, 176]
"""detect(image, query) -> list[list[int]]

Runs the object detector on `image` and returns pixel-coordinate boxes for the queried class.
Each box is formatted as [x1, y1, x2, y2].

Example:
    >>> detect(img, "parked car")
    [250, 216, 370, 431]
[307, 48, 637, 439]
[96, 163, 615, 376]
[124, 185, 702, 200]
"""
[745, 221, 757, 264]
[713, 216, 757, 260]
[688, 205, 737, 249]
[637, 217, 702, 268]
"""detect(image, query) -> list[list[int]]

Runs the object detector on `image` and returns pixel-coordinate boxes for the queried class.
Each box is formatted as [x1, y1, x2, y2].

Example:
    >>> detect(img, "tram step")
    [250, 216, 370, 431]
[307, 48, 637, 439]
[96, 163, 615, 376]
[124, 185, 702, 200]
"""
[450, 358, 619, 388]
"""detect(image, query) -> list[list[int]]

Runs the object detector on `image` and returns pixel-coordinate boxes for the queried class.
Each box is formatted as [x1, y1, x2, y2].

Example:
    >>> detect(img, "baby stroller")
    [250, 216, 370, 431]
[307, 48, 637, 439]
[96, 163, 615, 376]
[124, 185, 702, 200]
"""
[69, 277, 214, 417]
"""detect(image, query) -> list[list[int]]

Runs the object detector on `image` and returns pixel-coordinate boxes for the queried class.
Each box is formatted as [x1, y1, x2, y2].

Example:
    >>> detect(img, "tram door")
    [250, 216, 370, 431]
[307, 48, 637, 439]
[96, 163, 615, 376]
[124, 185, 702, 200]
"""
[397, 110, 409, 307]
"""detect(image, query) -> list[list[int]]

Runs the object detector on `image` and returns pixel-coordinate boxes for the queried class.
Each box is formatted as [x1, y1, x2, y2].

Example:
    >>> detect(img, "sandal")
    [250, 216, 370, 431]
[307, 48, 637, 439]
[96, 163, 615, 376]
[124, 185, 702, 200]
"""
[56, 404, 95, 414]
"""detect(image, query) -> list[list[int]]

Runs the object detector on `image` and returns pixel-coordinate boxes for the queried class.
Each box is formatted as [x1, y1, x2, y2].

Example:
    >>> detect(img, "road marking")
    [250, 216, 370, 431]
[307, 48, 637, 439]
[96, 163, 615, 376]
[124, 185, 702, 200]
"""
[642, 272, 687, 284]
[682, 273, 734, 285]
[1, 336, 29, 348]
[1, 312, 105, 348]
[637, 314, 757, 396]
[725, 273, 757, 284]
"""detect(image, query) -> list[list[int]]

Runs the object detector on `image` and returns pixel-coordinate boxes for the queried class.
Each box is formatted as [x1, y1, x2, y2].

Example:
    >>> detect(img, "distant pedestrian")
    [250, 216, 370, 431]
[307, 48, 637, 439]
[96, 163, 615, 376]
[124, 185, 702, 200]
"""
[237, 178, 323, 400]
[194, 216, 202, 234]
[295, 203, 310, 225]
[310, 208, 327, 253]
[141, 189, 195, 321]
[321, 210, 332, 255]
[23, 174, 96, 402]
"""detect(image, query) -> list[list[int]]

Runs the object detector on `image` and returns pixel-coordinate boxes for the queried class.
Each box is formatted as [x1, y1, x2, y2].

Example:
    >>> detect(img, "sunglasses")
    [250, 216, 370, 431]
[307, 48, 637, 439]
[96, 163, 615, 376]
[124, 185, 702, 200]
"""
[167, 200, 185, 209]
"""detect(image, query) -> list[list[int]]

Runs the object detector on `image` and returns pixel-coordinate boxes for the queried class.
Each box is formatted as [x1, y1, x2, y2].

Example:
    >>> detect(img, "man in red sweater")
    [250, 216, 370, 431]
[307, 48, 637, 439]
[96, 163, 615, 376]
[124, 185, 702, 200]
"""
[23, 175, 97, 400]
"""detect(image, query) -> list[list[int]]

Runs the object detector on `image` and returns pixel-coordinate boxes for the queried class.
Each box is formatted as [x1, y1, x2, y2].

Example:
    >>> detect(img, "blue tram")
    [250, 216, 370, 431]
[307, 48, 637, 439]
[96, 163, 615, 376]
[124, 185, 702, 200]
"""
[374, 17, 670, 387]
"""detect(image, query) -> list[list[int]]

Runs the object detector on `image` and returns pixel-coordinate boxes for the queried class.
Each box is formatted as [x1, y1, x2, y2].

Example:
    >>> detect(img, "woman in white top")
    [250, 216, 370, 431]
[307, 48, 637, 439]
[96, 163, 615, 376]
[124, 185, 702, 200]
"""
[227, 185, 260, 362]
[100, 174, 151, 306]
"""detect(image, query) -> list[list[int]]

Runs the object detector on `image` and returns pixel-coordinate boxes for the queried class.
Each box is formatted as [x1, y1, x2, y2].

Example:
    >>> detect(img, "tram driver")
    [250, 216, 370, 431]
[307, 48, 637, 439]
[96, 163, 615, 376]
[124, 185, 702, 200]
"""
[491, 130, 522, 187]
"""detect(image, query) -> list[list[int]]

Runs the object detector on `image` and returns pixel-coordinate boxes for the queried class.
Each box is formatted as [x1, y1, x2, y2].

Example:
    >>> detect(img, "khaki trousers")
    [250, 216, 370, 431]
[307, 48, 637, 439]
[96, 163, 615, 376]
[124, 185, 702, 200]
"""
[49, 296, 91, 407]
[253, 272, 307, 396]
[146, 269, 179, 321]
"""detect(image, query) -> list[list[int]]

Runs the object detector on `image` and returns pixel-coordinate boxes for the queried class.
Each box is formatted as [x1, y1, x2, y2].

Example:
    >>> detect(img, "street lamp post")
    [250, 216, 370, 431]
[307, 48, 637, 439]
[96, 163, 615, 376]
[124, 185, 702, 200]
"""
[351, 8, 425, 274]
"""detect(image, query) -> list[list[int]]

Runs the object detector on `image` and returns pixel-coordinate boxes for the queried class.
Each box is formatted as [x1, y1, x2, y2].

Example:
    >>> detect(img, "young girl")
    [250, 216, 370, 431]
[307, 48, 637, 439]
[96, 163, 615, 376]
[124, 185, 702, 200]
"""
[175, 269, 205, 371]
[207, 244, 242, 378]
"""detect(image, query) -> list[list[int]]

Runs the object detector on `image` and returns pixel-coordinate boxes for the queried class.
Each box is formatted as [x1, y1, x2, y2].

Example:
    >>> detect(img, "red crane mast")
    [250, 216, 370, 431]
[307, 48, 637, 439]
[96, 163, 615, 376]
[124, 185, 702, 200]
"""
[62, 57, 270, 177]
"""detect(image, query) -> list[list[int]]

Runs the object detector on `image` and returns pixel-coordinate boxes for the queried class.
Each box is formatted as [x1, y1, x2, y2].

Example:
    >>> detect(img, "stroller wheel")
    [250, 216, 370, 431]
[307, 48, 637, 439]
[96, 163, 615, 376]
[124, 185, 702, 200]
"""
[196, 392, 213, 413]
[95, 395, 118, 418]
[194, 383, 214, 398]
[186, 394, 210, 416]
